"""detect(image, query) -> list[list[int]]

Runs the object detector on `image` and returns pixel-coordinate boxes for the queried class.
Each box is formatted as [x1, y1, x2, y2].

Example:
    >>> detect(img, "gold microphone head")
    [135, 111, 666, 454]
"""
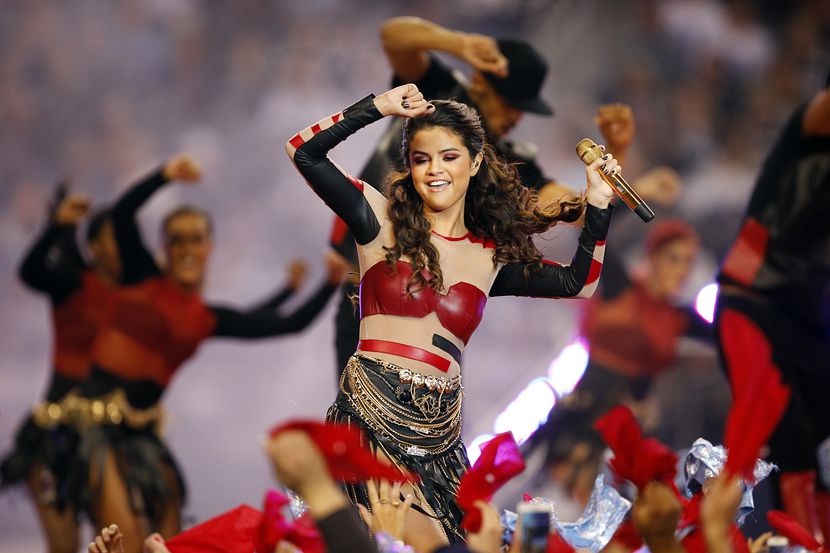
[575, 138, 603, 165]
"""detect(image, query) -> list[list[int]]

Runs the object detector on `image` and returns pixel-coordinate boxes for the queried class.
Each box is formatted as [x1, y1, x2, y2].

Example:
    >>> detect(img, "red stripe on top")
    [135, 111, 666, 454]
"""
[289, 134, 305, 150]
[346, 175, 365, 191]
[541, 259, 563, 267]
[585, 258, 603, 286]
[721, 218, 768, 287]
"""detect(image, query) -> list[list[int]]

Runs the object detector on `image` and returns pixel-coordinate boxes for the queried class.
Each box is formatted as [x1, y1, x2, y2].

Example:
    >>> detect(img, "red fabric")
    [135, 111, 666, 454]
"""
[91, 277, 216, 387]
[166, 505, 262, 553]
[609, 519, 643, 551]
[680, 495, 749, 553]
[580, 281, 690, 379]
[329, 216, 349, 247]
[767, 510, 823, 552]
[720, 218, 768, 287]
[359, 260, 487, 345]
[253, 490, 324, 553]
[52, 271, 112, 380]
[268, 420, 415, 484]
[594, 405, 678, 490]
[719, 309, 790, 480]
[357, 339, 451, 373]
[458, 433, 526, 533]
[681, 525, 749, 553]
[680, 493, 750, 553]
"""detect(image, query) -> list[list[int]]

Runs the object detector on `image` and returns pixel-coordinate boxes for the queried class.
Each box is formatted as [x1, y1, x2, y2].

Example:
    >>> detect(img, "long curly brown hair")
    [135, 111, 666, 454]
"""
[384, 99, 585, 294]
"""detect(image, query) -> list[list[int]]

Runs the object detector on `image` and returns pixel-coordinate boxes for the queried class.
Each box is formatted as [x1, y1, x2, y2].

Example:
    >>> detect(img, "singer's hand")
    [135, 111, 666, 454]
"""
[373, 84, 435, 118]
[585, 150, 617, 209]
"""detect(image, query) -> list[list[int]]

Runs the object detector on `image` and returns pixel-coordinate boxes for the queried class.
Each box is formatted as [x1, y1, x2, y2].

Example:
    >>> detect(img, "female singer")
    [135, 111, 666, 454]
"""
[286, 83, 617, 543]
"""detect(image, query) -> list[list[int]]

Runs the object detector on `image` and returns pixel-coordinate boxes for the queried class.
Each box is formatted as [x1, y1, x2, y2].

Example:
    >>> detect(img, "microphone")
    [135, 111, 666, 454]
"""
[576, 138, 654, 222]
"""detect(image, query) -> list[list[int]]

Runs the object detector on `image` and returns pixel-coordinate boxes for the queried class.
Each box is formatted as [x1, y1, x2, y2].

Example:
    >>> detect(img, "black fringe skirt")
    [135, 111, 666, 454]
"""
[327, 354, 469, 543]
[68, 422, 187, 528]
[0, 415, 80, 512]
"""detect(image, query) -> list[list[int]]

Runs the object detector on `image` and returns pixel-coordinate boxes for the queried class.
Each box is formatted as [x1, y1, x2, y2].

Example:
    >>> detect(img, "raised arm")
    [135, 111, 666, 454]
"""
[111, 156, 201, 284]
[19, 194, 89, 303]
[380, 17, 507, 84]
[211, 278, 338, 339]
[491, 150, 617, 298]
[285, 84, 433, 246]
[248, 260, 308, 312]
[490, 203, 613, 298]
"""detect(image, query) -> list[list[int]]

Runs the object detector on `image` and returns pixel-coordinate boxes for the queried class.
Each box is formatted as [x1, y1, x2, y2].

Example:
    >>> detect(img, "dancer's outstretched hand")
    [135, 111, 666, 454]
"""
[373, 84, 435, 118]
[55, 194, 91, 225]
[88, 524, 125, 553]
[163, 155, 202, 183]
[287, 259, 308, 291]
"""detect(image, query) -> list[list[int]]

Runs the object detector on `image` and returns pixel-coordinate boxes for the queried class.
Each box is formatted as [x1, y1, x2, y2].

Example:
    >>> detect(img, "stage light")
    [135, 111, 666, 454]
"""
[547, 338, 589, 396]
[493, 377, 556, 445]
[695, 283, 719, 323]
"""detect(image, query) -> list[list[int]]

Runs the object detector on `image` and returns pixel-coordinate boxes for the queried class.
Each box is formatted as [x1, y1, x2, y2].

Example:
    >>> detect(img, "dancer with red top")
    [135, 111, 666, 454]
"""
[49, 156, 343, 553]
[1, 187, 121, 553]
[716, 72, 830, 543]
[286, 83, 617, 543]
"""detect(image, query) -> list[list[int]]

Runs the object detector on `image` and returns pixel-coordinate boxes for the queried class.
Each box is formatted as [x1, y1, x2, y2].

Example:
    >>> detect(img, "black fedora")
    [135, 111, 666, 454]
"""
[482, 39, 553, 116]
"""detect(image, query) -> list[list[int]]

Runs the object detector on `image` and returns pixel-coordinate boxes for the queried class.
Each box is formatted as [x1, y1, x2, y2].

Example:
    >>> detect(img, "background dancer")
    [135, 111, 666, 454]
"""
[716, 71, 830, 542]
[65, 156, 343, 553]
[1, 188, 119, 553]
[287, 83, 616, 543]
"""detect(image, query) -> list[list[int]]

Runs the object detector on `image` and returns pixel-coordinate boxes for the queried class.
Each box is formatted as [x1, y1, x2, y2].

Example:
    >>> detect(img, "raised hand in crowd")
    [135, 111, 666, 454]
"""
[357, 479, 415, 542]
[701, 474, 743, 553]
[163, 154, 202, 183]
[631, 482, 685, 553]
[54, 193, 91, 225]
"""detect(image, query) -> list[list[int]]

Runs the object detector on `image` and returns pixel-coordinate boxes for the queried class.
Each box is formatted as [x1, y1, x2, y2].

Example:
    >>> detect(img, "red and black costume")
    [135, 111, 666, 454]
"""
[1, 220, 111, 509]
[287, 94, 612, 541]
[527, 246, 712, 480]
[330, 55, 553, 376]
[66, 169, 338, 528]
[716, 101, 830, 537]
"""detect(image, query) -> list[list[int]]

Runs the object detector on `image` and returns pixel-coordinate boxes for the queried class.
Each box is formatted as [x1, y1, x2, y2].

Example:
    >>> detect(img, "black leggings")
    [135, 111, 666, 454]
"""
[715, 293, 830, 476]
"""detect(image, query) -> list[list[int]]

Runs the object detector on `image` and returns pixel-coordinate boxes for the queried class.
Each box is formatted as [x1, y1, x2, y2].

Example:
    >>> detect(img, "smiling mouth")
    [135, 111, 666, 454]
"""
[426, 180, 450, 192]
[178, 255, 198, 269]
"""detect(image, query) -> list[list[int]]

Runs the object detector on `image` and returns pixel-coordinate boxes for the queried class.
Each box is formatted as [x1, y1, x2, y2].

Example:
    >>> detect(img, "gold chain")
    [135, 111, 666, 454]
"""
[342, 356, 463, 456]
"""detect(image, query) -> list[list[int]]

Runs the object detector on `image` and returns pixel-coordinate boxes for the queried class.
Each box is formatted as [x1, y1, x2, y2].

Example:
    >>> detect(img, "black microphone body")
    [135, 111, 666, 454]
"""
[575, 138, 654, 222]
